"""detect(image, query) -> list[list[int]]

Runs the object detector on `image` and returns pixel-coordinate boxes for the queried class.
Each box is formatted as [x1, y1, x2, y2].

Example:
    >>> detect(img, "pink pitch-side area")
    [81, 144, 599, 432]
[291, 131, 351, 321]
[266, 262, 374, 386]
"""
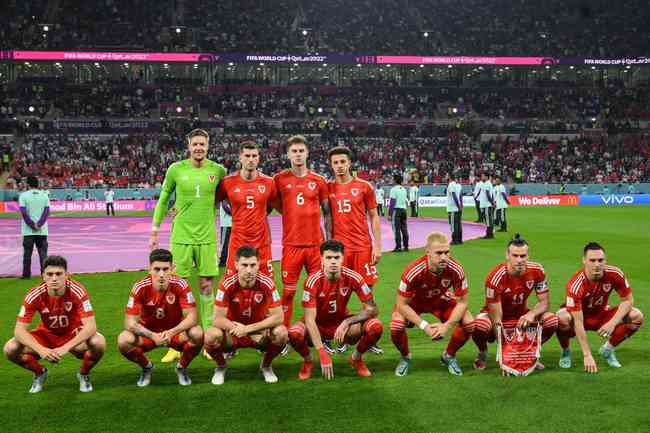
[0, 216, 485, 276]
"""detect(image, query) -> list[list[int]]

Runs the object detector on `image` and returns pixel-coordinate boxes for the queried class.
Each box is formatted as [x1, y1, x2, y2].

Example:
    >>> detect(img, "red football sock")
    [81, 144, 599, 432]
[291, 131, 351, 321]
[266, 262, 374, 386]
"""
[79, 350, 102, 374]
[122, 347, 150, 368]
[262, 343, 284, 367]
[288, 323, 311, 358]
[472, 318, 491, 352]
[204, 342, 226, 367]
[556, 327, 572, 349]
[609, 321, 641, 347]
[18, 353, 45, 375]
[179, 341, 201, 368]
[356, 319, 383, 354]
[390, 319, 409, 357]
[281, 288, 296, 327]
[445, 324, 470, 357]
[541, 315, 559, 344]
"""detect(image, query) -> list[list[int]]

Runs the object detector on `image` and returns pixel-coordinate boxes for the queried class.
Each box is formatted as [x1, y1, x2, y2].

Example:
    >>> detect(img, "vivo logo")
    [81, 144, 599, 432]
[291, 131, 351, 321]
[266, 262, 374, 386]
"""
[601, 195, 634, 205]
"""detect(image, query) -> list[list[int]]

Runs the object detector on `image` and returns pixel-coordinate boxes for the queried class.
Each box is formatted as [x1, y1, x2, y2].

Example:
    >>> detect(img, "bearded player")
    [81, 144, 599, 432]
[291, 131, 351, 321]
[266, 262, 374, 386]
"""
[327, 146, 382, 354]
[288, 240, 383, 379]
[391, 232, 474, 376]
[556, 242, 643, 373]
[117, 249, 203, 387]
[472, 235, 558, 370]
[204, 246, 287, 384]
[150, 128, 226, 363]
[274, 135, 332, 328]
[216, 140, 278, 278]
[4, 256, 106, 393]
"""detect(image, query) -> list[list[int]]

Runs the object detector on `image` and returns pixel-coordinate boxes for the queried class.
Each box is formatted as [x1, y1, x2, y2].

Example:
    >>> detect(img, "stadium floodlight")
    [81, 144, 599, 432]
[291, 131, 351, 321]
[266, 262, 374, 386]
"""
[302, 29, 308, 36]
[228, 62, 234, 66]
[193, 64, 198, 69]
[448, 65, 453, 68]
[259, 63, 264, 66]
[176, 107, 183, 113]
[94, 62, 99, 67]
[123, 62, 129, 67]
[43, 25, 49, 32]
[452, 107, 458, 114]
[28, 106, 35, 113]
[356, 64, 362, 67]
[423, 31, 429, 38]
[420, 64, 424, 68]
[317, 107, 323, 113]
[569, 66, 574, 69]
[175, 27, 182, 34]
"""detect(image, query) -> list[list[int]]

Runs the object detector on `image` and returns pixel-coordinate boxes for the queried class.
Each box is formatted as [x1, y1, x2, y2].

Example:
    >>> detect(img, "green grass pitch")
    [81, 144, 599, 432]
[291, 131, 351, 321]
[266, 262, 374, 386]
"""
[0, 206, 649, 433]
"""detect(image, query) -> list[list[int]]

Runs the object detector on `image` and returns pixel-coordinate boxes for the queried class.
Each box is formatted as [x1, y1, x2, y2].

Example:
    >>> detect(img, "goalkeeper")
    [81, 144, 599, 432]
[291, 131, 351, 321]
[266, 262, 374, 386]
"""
[150, 128, 226, 362]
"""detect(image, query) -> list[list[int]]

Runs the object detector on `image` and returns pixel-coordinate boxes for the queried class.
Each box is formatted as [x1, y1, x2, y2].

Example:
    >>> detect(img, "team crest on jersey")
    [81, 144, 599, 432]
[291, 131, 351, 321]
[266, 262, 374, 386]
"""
[258, 185, 266, 193]
[351, 188, 359, 196]
[603, 283, 612, 293]
[308, 181, 316, 190]
[208, 175, 216, 182]
[166, 294, 176, 304]
[526, 280, 534, 289]
[254, 293, 264, 304]
[441, 279, 451, 288]
[64, 302, 73, 312]
[340, 286, 350, 296]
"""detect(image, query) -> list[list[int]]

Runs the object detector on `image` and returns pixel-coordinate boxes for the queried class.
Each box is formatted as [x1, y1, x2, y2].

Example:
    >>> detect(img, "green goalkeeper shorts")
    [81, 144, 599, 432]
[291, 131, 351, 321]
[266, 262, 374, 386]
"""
[171, 242, 219, 278]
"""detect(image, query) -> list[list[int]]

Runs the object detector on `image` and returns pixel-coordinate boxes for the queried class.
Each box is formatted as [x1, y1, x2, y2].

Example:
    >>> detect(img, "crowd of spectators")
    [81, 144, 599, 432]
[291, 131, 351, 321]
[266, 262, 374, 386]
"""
[7, 131, 648, 191]
[2, 0, 650, 57]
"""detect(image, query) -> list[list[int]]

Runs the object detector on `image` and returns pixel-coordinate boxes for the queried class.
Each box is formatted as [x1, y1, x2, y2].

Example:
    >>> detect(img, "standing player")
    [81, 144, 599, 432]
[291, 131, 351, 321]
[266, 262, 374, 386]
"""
[390, 232, 474, 376]
[150, 128, 226, 363]
[204, 246, 287, 384]
[288, 240, 383, 379]
[216, 141, 277, 278]
[556, 243, 643, 372]
[117, 249, 203, 387]
[478, 173, 495, 239]
[328, 146, 382, 353]
[493, 176, 509, 232]
[274, 135, 332, 327]
[446, 173, 463, 245]
[375, 183, 385, 217]
[4, 256, 106, 393]
[472, 235, 558, 370]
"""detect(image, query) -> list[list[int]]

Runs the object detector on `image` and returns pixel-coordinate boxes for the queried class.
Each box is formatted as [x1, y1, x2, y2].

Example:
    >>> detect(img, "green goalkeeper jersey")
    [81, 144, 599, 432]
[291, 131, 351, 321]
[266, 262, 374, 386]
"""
[153, 159, 226, 244]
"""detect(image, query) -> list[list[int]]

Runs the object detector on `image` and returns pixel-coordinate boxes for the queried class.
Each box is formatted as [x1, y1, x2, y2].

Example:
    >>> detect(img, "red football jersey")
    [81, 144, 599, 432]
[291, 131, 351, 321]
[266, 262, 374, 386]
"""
[215, 273, 281, 325]
[398, 256, 468, 311]
[125, 276, 196, 333]
[484, 262, 548, 320]
[328, 178, 377, 252]
[274, 169, 328, 247]
[565, 266, 632, 316]
[216, 172, 277, 248]
[302, 266, 374, 327]
[18, 279, 95, 335]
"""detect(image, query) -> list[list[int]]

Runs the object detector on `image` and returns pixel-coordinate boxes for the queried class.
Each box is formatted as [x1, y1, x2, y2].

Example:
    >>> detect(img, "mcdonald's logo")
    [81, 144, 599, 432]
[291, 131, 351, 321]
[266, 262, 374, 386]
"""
[567, 195, 578, 205]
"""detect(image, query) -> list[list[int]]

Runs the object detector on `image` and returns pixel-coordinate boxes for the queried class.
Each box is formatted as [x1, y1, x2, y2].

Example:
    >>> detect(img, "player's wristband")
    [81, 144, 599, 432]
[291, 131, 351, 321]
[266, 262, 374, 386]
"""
[319, 347, 332, 366]
[419, 320, 430, 331]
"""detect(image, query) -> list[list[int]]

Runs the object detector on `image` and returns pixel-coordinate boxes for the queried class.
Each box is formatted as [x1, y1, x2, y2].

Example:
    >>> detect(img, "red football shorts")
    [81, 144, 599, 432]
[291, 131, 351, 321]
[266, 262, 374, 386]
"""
[30, 326, 80, 349]
[226, 243, 274, 277]
[344, 248, 378, 286]
[281, 245, 321, 287]
[394, 303, 456, 325]
[138, 334, 185, 352]
[559, 306, 620, 337]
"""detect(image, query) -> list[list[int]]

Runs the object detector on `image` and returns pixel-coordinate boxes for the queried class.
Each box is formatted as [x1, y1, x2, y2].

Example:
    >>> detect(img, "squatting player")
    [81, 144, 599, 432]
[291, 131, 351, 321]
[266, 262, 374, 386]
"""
[472, 235, 558, 370]
[4, 256, 106, 393]
[556, 242, 644, 373]
[288, 240, 383, 379]
[150, 128, 226, 363]
[391, 232, 474, 376]
[204, 246, 287, 384]
[273, 135, 332, 327]
[117, 249, 204, 387]
[327, 146, 382, 353]
[216, 141, 278, 278]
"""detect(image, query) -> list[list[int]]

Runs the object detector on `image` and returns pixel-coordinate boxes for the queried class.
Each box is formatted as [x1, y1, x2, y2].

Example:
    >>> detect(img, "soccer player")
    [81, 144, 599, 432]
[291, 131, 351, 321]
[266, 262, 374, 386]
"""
[472, 235, 558, 370]
[478, 173, 495, 239]
[375, 183, 385, 217]
[493, 176, 509, 232]
[150, 128, 226, 363]
[390, 232, 473, 376]
[288, 240, 383, 379]
[117, 249, 203, 387]
[388, 173, 409, 252]
[556, 243, 644, 373]
[4, 256, 106, 393]
[204, 246, 287, 384]
[446, 173, 463, 245]
[216, 140, 278, 278]
[328, 146, 382, 353]
[274, 135, 331, 327]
